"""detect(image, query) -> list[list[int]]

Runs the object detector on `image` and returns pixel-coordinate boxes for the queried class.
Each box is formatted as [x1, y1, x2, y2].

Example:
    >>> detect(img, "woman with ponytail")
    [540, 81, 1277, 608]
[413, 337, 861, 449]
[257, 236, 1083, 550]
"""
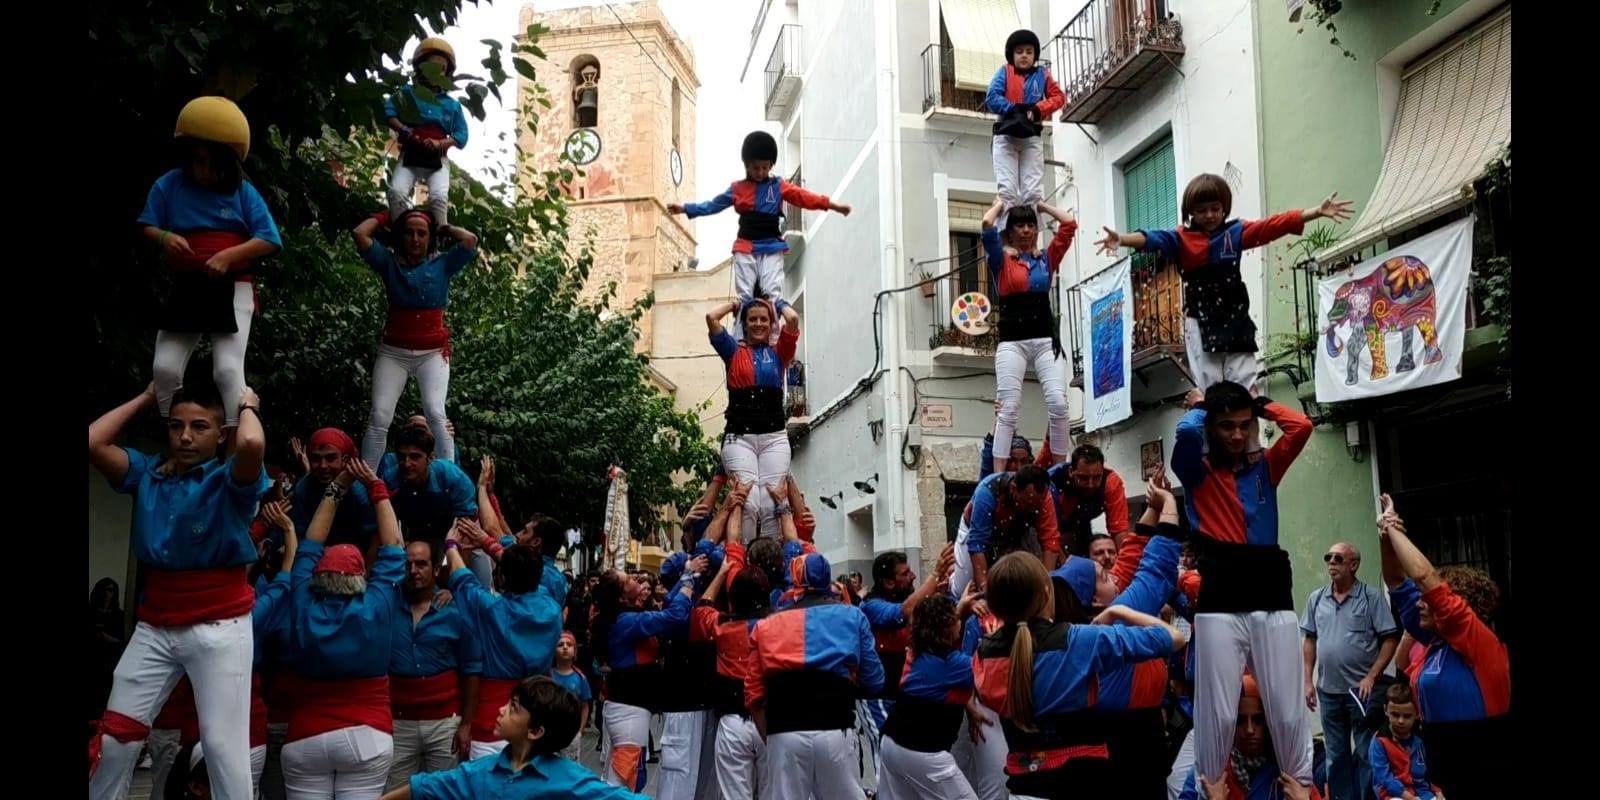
[590, 559, 706, 792]
[973, 553, 1184, 799]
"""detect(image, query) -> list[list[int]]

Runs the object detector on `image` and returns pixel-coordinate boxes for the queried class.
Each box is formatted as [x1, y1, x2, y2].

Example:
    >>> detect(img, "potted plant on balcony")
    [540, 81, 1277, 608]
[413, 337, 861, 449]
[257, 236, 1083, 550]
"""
[918, 267, 937, 298]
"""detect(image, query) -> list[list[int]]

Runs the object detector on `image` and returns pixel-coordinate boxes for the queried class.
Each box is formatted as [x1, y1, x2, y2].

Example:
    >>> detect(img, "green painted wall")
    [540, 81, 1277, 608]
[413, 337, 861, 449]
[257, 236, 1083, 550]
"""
[1253, 0, 1479, 609]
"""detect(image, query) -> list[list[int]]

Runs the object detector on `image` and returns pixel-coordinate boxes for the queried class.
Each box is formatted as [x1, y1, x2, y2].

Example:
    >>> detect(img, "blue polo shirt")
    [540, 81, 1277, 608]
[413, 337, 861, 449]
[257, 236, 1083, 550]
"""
[550, 667, 592, 703]
[115, 450, 271, 570]
[388, 586, 484, 678]
[410, 750, 647, 799]
[137, 169, 283, 246]
[448, 568, 563, 681]
[290, 476, 376, 550]
[359, 241, 476, 310]
[289, 540, 406, 680]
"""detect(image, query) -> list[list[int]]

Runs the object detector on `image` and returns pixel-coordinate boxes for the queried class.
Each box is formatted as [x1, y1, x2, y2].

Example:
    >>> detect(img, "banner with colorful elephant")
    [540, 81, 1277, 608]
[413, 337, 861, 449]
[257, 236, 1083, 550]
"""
[1315, 217, 1472, 403]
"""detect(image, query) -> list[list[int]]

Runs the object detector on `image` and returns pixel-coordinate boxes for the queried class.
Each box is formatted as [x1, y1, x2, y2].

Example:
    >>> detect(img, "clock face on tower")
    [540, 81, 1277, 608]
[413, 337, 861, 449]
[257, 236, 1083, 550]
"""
[669, 148, 683, 187]
[563, 128, 602, 166]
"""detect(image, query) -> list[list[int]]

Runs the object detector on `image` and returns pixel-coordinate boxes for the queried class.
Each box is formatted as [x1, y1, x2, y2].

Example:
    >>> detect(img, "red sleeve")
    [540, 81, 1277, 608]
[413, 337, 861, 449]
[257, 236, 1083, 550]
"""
[1178, 570, 1201, 606]
[1046, 220, 1078, 273]
[691, 605, 718, 643]
[1240, 210, 1305, 250]
[779, 179, 833, 211]
[1423, 582, 1510, 677]
[1103, 470, 1130, 536]
[1262, 401, 1313, 486]
[723, 540, 747, 586]
[1035, 69, 1065, 118]
[1035, 436, 1053, 468]
[488, 493, 504, 520]
[1110, 532, 1148, 591]
[484, 538, 505, 559]
[1036, 489, 1061, 553]
[776, 325, 800, 366]
[743, 623, 767, 711]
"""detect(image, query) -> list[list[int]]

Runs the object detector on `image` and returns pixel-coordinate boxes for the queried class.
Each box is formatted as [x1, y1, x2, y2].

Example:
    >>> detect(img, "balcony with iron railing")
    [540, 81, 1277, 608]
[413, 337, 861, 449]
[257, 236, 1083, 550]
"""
[1065, 253, 1194, 401]
[1048, 0, 1183, 125]
[765, 24, 802, 122]
[921, 43, 991, 116]
[782, 166, 807, 260]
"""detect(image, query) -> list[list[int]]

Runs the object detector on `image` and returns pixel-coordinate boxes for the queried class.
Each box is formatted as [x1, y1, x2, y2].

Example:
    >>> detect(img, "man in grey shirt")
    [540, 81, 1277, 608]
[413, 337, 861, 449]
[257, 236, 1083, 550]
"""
[1302, 541, 1400, 800]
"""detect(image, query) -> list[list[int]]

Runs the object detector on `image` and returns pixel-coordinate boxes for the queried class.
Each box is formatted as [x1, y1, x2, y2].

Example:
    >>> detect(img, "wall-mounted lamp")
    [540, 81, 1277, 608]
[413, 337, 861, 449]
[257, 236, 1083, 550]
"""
[853, 473, 880, 494]
[818, 491, 844, 510]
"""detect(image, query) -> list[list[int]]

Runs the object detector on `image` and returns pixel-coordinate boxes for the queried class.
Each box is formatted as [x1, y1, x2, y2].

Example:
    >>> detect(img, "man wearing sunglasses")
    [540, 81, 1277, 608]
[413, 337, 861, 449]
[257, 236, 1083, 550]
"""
[1301, 542, 1400, 800]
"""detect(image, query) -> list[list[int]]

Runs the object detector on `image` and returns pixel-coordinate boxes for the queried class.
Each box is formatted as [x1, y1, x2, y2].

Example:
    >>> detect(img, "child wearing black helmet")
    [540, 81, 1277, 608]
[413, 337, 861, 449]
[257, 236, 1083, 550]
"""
[986, 29, 1064, 228]
[668, 130, 851, 339]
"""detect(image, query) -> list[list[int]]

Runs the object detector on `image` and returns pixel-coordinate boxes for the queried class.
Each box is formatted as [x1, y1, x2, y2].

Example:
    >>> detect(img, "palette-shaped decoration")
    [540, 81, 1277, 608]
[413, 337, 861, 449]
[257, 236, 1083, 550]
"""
[951, 292, 992, 335]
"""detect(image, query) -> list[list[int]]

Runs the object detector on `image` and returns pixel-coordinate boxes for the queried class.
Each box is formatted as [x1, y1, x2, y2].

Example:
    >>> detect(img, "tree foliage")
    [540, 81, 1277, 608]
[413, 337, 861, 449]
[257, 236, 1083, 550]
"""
[88, 1, 717, 539]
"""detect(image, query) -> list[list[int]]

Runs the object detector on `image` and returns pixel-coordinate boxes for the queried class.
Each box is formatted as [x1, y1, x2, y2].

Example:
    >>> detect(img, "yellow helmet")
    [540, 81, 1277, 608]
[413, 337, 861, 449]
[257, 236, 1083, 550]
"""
[414, 37, 456, 74]
[174, 96, 250, 161]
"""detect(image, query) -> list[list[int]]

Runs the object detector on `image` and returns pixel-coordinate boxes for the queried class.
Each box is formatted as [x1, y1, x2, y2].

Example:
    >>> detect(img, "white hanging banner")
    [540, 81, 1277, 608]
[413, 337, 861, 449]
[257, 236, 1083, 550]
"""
[602, 466, 630, 571]
[1315, 217, 1473, 403]
[1080, 259, 1134, 431]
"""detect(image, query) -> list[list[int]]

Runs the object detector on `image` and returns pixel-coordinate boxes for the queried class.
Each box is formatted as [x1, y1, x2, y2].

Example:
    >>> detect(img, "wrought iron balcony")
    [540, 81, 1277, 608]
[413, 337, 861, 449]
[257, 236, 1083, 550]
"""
[765, 24, 802, 122]
[1049, 0, 1184, 125]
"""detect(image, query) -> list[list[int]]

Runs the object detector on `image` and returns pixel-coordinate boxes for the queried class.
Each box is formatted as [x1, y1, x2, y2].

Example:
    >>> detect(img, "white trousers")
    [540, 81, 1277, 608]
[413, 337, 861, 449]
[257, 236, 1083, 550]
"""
[992, 135, 1044, 228]
[1167, 728, 1196, 800]
[993, 338, 1070, 469]
[147, 728, 183, 800]
[715, 714, 766, 800]
[721, 432, 791, 542]
[734, 252, 787, 309]
[281, 725, 394, 800]
[90, 615, 253, 800]
[362, 344, 454, 466]
[389, 163, 451, 228]
[1193, 611, 1313, 786]
[952, 701, 1009, 800]
[153, 281, 254, 426]
[469, 739, 506, 759]
[878, 735, 977, 800]
[601, 700, 654, 790]
[763, 729, 861, 800]
[660, 709, 718, 800]
[384, 716, 459, 792]
[951, 515, 975, 599]
[1184, 317, 1262, 392]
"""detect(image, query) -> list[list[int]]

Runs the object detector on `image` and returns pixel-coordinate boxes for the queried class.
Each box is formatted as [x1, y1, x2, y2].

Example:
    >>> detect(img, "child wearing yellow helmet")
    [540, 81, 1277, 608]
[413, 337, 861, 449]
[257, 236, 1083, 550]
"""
[385, 37, 469, 228]
[137, 96, 282, 426]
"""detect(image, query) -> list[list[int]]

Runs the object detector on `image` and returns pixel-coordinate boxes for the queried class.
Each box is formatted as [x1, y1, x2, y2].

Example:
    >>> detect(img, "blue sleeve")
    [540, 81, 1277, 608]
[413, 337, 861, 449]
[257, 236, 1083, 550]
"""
[961, 615, 984, 656]
[979, 436, 996, 480]
[408, 763, 472, 800]
[359, 240, 395, 280]
[1138, 228, 1182, 261]
[237, 181, 283, 247]
[252, 572, 293, 637]
[1177, 767, 1198, 800]
[709, 328, 739, 364]
[293, 540, 324, 591]
[981, 227, 1004, 270]
[383, 93, 399, 120]
[1389, 579, 1433, 645]
[1301, 589, 1321, 637]
[561, 763, 652, 799]
[684, 187, 735, 218]
[861, 598, 906, 629]
[136, 176, 168, 229]
[574, 672, 593, 702]
[985, 66, 1012, 115]
[442, 243, 477, 278]
[372, 544, 407, 586]
[499, 534, 516, 548]
[856, 611, 886, 694]
[1371, 586, 1400, 637]
[448, 101, 470, 147]
[1111, 534, 1181, 616]
[967, 483, 997, 554]
[1085, 624, 1174, 674]
[457, 610, 483, 676]
[442, 463, 478, 517]
[222, 454, 272, 512]
[1171, 409, 1209, 493]
[113, 448, 153, 494]
[616, 584, 696, 642]
[1370, 736, 1406, 796]
[448, 566, 498, 627]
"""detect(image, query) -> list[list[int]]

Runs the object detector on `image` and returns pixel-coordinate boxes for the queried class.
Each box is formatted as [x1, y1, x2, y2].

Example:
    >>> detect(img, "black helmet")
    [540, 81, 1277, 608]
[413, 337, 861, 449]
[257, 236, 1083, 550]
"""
[1005, 29, 1042, 66]
[741, 130, 778, 163]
